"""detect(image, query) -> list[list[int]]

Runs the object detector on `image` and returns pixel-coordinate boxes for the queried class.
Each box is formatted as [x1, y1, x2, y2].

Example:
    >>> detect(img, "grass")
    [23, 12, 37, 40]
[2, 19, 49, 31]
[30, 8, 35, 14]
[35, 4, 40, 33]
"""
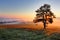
[0, 28, 60, 40]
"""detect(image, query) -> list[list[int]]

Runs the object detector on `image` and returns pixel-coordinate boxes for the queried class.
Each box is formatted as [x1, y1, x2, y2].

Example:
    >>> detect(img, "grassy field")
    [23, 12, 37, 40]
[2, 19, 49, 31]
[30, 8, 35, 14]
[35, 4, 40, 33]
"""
[0, 22, 60, 40]
[0, 28, 60, 40]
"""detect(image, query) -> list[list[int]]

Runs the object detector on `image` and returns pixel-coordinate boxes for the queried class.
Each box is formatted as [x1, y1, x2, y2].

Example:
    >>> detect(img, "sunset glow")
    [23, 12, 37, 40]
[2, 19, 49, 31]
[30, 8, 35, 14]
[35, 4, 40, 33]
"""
[0, 0, 60, 21]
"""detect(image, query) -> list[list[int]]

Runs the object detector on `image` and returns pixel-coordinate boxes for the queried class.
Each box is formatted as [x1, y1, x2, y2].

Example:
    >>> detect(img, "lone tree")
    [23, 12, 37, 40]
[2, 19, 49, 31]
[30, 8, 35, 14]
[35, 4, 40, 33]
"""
[33, 4, 56, 23]
[33, 4, 56, 29]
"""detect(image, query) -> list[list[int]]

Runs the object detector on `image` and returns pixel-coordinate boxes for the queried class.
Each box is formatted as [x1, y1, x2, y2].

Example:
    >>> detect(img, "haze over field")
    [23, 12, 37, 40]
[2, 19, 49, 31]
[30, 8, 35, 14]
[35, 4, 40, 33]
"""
[0, 17, 60, 35]
[0, 17, 24, 25]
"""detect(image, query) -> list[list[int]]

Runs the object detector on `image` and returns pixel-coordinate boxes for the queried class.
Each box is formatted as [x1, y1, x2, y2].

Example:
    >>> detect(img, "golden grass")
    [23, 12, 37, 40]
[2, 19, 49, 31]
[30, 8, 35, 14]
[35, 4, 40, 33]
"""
[0, 22, 60, 35]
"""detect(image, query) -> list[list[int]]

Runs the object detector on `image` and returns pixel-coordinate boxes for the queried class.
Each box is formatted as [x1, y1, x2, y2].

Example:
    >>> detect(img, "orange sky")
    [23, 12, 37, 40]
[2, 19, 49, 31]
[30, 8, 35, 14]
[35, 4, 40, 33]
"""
[0, 14, 35, 21]
[0, 0, 60, 21]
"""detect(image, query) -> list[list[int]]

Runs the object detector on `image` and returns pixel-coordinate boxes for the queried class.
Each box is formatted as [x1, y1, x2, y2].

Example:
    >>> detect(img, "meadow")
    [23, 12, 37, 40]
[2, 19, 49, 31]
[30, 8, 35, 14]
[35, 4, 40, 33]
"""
[0, 20, 60, 40]
[0, 16, 60, 40]
[0, 28, 60, 40]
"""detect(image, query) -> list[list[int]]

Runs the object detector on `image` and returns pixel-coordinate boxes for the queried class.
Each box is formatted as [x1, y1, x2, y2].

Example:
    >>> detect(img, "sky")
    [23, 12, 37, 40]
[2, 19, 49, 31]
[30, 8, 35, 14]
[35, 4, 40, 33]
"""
[0, 0, 60, 21]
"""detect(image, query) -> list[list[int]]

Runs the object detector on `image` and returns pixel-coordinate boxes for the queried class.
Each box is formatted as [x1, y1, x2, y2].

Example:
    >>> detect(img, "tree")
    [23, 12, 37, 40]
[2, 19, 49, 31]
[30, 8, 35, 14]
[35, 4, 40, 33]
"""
[33, 4, 56, 23]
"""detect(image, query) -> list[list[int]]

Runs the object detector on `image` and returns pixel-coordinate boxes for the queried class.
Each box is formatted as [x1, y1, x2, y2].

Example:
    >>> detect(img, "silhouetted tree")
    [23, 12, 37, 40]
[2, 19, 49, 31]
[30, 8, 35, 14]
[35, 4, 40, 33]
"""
[33, 4, 56, 23]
